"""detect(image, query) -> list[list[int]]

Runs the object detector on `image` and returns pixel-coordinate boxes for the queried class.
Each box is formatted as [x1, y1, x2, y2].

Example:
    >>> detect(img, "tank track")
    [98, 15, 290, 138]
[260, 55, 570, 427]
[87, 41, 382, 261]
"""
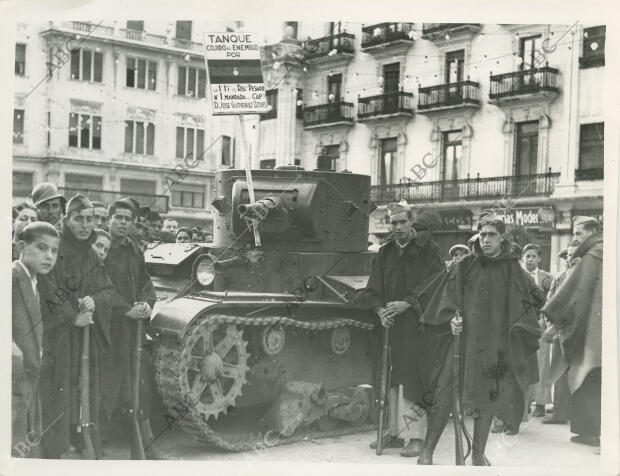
[154, 313, 377, 452]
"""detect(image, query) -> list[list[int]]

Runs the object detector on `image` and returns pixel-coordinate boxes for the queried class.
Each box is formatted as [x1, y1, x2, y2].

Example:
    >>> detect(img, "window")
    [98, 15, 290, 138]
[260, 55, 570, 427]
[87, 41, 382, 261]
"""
[13, 109, 24, 144]
[176, 127, 205, 160]
[284, 21, 298, 39]
[581, 26, 605, 68]
[441, 131, 462, 181]
[124, 120, 155, 155]
[172, 183, 204, 209]
[578, 123, 604, 170]
[378, 138, 397, 186]
[383, 63, 400, 93]
[296, 89, 304, 119]
[519, 35, 542, 70]
[13, 172, 33, 197]
[121, 179, 156, 199]
[221, 135, 232, 166]
[445, 50, 464, 82]
[175, 21, 192, 40]
[260, 89, 278, 120]
[68, 113, 102, 149]
[318, 145, 339, 171]
[515, 121, 539, 176]
[178, 66, 207, 98]
[15, 44, 26, 76]
[70, 48, 103, 82]
[127, 21, 144, 31]
[328, 74, 342, 101]
[126, 57, 157, 90]
[260, 159, 276, 169]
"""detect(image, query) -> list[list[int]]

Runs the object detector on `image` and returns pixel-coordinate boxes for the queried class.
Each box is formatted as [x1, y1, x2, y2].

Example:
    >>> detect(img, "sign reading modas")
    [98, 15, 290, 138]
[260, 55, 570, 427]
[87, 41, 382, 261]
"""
[202, 32, 268, 115]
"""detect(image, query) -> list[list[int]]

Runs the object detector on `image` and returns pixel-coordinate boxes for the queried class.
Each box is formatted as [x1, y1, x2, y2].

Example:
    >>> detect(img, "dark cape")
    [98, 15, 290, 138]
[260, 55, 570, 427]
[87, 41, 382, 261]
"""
[421, 239, 543, 427]
[542, 233, 602, 393]
[38, 228, 115, 458]
[357, 229, 446, 402]
[100, 237, 156, 420]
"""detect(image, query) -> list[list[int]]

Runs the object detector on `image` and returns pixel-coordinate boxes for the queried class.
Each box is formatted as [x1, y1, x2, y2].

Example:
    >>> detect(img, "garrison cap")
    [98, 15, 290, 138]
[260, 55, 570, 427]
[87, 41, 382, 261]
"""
[91, 201, 106, 209]
[66, 193, 93, 216]
[110, 197, 138, 217]
[449, 244, 470, 257]
[31, 182, 66, 209]
[386, 199, 411, 217]
[572, 215, 598, 227]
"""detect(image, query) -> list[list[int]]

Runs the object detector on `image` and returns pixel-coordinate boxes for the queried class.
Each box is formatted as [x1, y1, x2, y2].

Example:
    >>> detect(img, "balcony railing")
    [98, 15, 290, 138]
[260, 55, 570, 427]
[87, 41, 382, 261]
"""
[575, 168, 604, 181]
[418, 80, 480, 110]
[303, 101, 355, 127]
[59, 187, 169, 213]
[54, 22, 198, 52]
[304, 33, 355, 59]
[361, 23, 415, 48]
[489, 67, 559, 99]
[370, 171, 560, 204]
[422, 23, 481, 35]
[358, 91, 414, 119]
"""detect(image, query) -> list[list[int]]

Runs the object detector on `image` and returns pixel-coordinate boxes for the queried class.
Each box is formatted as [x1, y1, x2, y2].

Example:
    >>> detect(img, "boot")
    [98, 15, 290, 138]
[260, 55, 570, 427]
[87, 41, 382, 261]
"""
[417, 405, 450, 465]
[369, 434, 404, 450]
[471, 414, 492, 466]
[400, 438, 423, 457]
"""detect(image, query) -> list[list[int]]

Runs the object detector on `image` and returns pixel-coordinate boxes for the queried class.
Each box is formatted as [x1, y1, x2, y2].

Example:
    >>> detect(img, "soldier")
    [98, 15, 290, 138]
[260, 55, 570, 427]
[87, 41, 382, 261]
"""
[100, 198, 158, 458]
[419, 212, 544, 465]
[358, 201, 445, 457]
[38, 194, 115, 458]
[448, 244, 469, 265]
[92, 201, 109, 231]
[30, 182, 66, 232]
[542, 216, 602, 447]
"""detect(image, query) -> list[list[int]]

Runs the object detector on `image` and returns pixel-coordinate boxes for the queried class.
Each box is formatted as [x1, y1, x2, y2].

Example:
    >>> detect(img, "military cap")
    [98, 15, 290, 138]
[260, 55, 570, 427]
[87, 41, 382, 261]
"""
[31, 182, 66, 209]
[523, 243, 541, 253]
[66, 193, 93, 216]
[91, 201, 106, 209]
[572, 215, 598, 227]
[110, 197, 138, 217]
[449, 244, 470, 257]
[127, 197, 141, 215]
[386, 199, 411, 217]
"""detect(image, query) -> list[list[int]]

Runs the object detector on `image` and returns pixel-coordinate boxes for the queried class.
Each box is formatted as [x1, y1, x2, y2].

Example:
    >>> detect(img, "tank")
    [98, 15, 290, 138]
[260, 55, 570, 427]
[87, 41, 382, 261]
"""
[149, 167, 379, 451]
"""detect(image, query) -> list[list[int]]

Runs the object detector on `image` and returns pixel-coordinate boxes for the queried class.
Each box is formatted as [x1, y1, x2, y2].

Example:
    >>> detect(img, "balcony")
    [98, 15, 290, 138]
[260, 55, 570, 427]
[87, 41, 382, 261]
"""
[42, 21, 203, 55]
[575, 168, 604, 181]
[422, 23, 481, 41]
[304, 33, 355, 65]
[303, 101, 355, 129]
[417, 80, 481, 113]
[361, 23, 415, 50]
[370, 171, 560, 205]
[358, 91, 414, 121]
[59, 187, 169, 213]
[489, 66, 560, 105]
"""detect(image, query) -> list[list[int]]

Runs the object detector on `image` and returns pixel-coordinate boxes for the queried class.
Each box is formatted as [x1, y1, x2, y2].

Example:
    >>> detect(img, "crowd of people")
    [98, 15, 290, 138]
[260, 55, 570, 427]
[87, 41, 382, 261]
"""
[11, 182, 603, 463]
[11, 181, 213, 459]
[359, 201, 603, 465]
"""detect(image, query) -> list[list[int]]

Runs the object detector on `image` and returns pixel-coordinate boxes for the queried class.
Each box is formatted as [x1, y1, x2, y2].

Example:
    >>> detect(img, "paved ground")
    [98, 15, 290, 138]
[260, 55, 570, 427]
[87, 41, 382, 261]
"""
[101, 414, 601, 468]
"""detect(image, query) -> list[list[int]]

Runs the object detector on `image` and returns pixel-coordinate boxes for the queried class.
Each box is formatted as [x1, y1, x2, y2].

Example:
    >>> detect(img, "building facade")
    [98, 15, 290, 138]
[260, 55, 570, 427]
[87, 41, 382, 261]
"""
[252, 21, 605, 273]
[12, 20, 241, 230]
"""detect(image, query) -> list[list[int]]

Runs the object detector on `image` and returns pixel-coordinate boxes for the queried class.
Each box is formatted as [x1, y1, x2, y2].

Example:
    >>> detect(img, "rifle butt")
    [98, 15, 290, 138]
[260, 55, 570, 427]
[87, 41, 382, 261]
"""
[376, 326, 390, 456]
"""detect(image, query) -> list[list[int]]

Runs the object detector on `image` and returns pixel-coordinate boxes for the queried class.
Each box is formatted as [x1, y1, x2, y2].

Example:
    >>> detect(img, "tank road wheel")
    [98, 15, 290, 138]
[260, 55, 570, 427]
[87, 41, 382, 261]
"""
[179, 320, 249, 420]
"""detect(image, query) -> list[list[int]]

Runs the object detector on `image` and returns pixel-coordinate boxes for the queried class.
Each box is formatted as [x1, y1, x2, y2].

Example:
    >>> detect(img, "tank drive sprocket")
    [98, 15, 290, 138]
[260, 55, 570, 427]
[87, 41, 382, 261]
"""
[154, 318, 250, 421]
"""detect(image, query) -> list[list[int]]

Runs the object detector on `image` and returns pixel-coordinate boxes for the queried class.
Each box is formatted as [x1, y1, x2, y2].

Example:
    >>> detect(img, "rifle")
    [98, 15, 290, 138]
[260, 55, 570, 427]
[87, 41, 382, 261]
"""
[375, 325, 390, 455]
[79, 326, 96, 459]
[452, 309, 465, 465]
[130, 304, 147, 459]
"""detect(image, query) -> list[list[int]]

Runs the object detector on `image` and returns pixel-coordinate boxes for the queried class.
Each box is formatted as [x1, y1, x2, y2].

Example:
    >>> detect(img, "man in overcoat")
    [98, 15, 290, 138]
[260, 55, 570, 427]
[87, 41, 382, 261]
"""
[419, 213, 544, 465]
[542, 216, 602, 447]
[358, 201, 445, 457]
[38, 194, 115, 458]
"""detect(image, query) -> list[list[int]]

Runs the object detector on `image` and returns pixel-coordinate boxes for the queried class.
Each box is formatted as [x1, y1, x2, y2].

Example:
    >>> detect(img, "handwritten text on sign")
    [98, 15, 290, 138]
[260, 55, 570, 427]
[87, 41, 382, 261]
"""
[202, 33, 268, 115]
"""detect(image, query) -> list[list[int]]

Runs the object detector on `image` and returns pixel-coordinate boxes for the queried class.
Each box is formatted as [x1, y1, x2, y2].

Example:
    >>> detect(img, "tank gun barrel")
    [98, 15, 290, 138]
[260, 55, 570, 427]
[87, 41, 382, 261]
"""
[237, 196, 280, 220]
